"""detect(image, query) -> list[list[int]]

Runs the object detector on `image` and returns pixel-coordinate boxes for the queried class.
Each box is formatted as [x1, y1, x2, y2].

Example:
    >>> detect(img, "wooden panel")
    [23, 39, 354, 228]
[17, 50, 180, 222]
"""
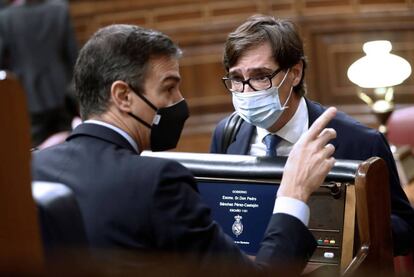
[175, 112, 230, 153]
[67, 0, 414, 152]
[180, 61, 230, 112]
[175, 132, 212, 153]
[156, 8, 203, 23]
[304, 0, 351, 9]
[210, 2, 258, 17]
[341, 185, 356, 270]
[269, 1, 295, 12]
[360, 0, 405, 4]
[302, 0, 354, 15]
[350, 157, 394, 276]
[303, 14, 414, 107]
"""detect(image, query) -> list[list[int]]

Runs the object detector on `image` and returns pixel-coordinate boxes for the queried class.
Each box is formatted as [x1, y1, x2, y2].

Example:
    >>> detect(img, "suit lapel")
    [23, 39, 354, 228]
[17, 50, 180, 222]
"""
[67, 123, 139, 154]
[225, 99, 339, 155]
[227, 121, 255, 155]
[305, 98, 340, 150]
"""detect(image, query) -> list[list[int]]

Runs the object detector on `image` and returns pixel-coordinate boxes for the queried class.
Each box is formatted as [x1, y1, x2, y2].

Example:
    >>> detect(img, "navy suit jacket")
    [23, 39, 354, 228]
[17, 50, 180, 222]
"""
[211, 98, 414, 256]
[32, 123, 316, 270]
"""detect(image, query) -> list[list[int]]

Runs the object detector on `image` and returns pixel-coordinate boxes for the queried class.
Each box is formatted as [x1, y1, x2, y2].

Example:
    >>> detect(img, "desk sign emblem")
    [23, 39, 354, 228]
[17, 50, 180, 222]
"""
[232, 215, 244, 236]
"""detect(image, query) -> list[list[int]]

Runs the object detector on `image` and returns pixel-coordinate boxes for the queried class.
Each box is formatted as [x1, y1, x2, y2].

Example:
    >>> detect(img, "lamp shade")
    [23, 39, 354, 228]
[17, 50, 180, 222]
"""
[347, 40, 412, 88]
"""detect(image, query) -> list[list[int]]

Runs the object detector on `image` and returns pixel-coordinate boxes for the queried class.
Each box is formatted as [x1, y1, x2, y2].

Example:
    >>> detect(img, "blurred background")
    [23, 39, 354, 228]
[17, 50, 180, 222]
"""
[2, 0, 414, 153]
[66, 0, 414, 152]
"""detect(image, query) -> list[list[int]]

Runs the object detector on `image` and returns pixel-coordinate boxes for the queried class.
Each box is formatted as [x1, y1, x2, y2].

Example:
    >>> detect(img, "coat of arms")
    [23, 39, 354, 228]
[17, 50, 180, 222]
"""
[232, 214, 243, 237]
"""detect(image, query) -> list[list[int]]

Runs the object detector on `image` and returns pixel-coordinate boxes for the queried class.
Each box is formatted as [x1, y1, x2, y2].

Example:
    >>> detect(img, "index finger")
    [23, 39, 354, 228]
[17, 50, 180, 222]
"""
[306, 107, 337, 140]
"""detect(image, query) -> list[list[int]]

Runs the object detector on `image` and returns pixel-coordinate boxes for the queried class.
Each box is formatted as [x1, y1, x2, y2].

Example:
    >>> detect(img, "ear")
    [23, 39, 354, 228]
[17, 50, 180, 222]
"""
[110, 81, 133, 112]
[291, 61, 303, 87]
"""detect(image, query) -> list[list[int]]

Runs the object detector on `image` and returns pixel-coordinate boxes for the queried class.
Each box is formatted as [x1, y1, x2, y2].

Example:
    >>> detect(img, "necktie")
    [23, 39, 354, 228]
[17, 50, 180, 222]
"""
[263, 134, 282, 157]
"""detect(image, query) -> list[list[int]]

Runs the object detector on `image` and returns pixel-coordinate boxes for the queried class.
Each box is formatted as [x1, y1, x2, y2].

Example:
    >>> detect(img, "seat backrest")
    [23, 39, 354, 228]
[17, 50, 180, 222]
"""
[142, 151, 394, 276]
[32, 181, 88, 254]
[387, 106, 414, 152]
[0, 71, 45, 273]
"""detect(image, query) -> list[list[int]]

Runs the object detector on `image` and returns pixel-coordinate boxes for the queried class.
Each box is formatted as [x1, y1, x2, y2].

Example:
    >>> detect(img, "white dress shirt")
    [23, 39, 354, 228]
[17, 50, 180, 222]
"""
[83, 119, 139, 153]
[249, 97, 311, 226]
[249, 97, 309, 157]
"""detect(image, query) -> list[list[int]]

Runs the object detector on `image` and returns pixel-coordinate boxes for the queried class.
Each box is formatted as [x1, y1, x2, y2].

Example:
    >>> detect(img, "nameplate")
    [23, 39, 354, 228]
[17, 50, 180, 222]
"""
[197, 180, 278, 255]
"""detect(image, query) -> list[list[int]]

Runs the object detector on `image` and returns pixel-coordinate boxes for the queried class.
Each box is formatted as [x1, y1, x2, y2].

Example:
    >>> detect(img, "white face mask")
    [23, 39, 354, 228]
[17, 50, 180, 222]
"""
[232, 69, 292, 129]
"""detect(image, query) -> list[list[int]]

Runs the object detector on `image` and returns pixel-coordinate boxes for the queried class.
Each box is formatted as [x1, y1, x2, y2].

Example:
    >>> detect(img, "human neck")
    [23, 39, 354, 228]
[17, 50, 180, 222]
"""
[91, 111, 143, 152]
[267, 93, 301, 133]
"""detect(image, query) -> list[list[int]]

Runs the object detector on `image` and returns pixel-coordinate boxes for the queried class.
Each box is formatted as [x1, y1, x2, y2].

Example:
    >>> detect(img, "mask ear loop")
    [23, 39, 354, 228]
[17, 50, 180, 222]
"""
[131, 89, 158, 112]
[128, 112, 152, 129]
[281, 86, 293, 109]
[127, 85, 160, 127]
[276, 68, 290, 89]
[275, 68, 292, 109]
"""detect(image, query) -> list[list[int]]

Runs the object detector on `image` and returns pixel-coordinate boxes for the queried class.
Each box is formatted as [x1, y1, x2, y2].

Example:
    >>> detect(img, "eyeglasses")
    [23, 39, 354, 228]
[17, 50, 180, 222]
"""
[222, 68, 283, 93]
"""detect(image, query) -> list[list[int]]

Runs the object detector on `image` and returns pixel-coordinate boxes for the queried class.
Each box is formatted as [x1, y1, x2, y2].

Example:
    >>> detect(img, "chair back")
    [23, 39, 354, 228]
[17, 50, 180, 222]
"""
[143, 151, 394, 276]
[0, 71, 44, 273]
[32, 181, 88, 254]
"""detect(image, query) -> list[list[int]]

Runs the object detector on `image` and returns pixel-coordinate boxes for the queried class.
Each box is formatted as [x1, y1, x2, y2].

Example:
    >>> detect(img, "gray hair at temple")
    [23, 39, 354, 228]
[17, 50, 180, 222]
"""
[74, 24, 182, 120]
[223, 15, 307, 96]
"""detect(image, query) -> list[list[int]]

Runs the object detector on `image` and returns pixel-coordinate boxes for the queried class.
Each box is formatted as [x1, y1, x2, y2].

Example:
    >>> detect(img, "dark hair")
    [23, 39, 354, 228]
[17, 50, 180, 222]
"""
[223, 15, 307, 96]
[74, 24, 182, 119]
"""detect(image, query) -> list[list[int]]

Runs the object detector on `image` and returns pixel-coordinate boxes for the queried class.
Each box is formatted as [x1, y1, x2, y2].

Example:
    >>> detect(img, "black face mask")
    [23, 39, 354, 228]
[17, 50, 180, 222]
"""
[128, 92, 189, 152]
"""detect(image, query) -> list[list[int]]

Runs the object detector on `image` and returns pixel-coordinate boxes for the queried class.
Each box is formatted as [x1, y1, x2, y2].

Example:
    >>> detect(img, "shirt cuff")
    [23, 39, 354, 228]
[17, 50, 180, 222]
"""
[273, 196, 310, 226]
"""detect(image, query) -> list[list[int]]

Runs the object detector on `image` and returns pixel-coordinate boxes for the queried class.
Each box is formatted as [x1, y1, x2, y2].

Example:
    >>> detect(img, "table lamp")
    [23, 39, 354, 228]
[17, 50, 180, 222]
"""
[347, 40, 411, 134]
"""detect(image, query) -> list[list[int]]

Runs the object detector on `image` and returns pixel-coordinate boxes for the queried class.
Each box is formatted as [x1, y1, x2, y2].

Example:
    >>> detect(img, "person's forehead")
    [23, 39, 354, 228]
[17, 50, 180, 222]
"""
[230, 42, 277, 74]
[147, 56, 180, 82]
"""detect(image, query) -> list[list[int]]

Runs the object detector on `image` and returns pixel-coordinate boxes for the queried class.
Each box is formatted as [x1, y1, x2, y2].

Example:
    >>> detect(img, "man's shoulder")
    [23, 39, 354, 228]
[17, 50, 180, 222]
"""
[306, 99, 379, 139]
[32, 141, 193, 179]
[333, 110, 377, 136]
[306, 99, 391, 162]
[32, 141, 69, 161]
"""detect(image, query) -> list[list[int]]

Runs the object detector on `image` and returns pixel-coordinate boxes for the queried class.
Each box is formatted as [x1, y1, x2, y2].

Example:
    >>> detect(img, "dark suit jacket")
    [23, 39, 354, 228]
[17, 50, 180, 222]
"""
[32, 123, 316, 270]
[0, 0, 77, 113]
[211, 98, 414, 256]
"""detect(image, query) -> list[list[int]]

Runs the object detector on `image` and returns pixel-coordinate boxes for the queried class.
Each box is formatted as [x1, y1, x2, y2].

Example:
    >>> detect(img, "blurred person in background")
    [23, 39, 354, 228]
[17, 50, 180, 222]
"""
[0, 0, 78, 147]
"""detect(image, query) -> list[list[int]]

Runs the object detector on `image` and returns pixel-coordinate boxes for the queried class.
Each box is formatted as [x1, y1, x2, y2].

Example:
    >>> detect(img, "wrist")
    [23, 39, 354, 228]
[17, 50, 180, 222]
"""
[278, 181, 310, 203]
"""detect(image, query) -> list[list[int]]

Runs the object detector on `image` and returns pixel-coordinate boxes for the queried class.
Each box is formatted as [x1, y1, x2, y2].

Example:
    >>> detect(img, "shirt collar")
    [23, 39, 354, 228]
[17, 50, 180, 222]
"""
[84, 119, 139, 153]
[257, 97, 309, 144]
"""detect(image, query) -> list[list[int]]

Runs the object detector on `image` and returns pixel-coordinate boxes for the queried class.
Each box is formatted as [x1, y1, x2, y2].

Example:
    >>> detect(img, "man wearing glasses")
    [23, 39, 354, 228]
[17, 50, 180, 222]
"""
[210, 14, 414, 256]
[33, 24, 340, 274]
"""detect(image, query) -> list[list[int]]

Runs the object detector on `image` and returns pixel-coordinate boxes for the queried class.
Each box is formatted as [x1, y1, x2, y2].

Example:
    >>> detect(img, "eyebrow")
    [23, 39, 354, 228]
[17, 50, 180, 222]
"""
[229, 67, 274, 77]
[162, 75, 181, 84]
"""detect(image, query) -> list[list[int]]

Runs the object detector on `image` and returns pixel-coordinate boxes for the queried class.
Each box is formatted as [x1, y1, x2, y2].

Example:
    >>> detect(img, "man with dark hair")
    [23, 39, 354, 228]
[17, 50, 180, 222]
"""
[32, 24, 338, 272]
[211, 14, 414, 256]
